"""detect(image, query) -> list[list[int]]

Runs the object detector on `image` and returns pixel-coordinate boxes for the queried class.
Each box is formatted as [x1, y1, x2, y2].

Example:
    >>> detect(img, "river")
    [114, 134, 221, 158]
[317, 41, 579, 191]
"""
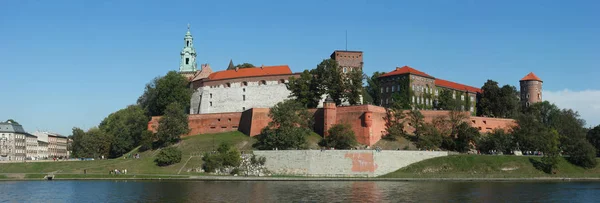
[1, 180, 599, 202]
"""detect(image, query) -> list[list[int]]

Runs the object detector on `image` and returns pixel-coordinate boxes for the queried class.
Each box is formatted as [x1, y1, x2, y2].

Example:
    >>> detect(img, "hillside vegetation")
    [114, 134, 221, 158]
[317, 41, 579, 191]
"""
[382, 155, 600, 178]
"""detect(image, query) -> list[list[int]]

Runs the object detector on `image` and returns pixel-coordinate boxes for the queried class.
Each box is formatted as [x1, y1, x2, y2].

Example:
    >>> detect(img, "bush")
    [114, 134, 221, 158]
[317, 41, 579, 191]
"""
[565, 139, 597, 168]
[253, 126, 310, 150]
[230, 168, 240, 175]
[251, 155, 266, 165]
[320, 123, 358, 149]
[202, 142, 241, 173]
[154, 147, 182, 166]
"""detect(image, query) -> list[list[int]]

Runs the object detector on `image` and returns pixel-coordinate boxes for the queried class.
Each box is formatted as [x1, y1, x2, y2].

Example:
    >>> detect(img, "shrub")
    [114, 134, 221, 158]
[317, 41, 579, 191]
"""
[230, 168, 240, 175]
[254, 126, 310, 150]
[565, 139, 597, 168]
[202, 142, 241, 173]
[320, 123, 357, 149]
[154, 147, 182, 166]
[202, 152, 222, 173]
[251, 155, 267, 165]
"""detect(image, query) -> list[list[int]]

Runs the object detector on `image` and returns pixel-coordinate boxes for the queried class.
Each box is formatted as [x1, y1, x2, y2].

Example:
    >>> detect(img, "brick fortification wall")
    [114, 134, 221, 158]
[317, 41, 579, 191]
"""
[254, 150, 449, 177]
[149, 104, 515, 144]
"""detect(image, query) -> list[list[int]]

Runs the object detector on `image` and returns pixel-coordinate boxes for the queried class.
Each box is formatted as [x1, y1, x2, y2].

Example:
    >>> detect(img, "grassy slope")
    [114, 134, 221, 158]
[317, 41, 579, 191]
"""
[0, 131, 255, 177]
[382, 155, 600, 178]
[372, 136, 417, 150]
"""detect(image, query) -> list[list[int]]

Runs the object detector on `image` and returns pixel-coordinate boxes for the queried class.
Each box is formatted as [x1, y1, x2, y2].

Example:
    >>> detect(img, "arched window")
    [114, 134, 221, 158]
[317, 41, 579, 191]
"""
[279, 79, 285, 84]
[225, 83, 231, 88]
[260, 80, 266, 85]
[242, 81, 248, 86]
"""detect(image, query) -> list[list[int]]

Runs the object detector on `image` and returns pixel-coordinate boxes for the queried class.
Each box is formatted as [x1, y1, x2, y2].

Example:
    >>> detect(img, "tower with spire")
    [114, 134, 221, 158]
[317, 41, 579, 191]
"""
[519, 72, 543, 107]
[179, 24, 197, 73]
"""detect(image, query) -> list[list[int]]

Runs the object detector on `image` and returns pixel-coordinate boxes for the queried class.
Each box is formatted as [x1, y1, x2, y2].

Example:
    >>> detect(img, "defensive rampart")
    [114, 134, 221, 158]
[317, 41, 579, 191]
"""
[253, 150, 449, 177]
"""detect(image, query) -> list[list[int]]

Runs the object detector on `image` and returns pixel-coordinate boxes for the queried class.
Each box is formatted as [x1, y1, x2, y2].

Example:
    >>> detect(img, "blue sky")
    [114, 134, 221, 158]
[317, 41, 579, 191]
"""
[1, 0, 599, 135]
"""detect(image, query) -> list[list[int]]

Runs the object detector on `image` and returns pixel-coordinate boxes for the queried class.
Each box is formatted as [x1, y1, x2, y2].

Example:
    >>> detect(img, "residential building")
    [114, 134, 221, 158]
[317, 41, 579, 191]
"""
[34, 131, 68, 159]
[0, 121, 27, 161]
[25, 133, 38, 160]
[37, 140, 48, 160]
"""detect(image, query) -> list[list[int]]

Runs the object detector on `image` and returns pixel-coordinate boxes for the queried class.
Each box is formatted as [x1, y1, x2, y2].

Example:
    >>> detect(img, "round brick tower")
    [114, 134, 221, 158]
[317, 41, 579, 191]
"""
[519, 72, 543, 107]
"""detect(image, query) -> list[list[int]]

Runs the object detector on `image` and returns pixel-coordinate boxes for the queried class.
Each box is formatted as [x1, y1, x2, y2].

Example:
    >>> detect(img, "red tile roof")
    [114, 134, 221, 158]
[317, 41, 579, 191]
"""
[520, 72, 542, 82]
[207, 65, 292, 80]
[379, 66, 434, 78]
[435, 78, 482, 93]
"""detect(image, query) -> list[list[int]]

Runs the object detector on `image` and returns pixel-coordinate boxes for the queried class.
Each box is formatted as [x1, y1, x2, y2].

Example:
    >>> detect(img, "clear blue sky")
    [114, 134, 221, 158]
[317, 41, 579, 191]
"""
[1, 0, 599, 135]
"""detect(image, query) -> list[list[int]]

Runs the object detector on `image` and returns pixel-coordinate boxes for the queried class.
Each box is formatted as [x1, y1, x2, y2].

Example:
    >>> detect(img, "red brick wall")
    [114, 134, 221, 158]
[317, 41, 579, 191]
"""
[148, 105, 515, 145]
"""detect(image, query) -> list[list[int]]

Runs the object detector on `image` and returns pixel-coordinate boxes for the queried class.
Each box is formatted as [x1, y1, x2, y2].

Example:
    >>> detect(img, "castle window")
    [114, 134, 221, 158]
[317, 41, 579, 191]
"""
[526, 94, 530, 99]
[526, 102, 530, 107]
[392, 86, 395, 92]
[242, 107, 245, 111]
[186, 58, 189, 65]
[187, 41, 189, 46]
[386, 87, 389, 93]
[279, 79, 285, 84]
[380, 87, 383, 93]
[210, 93, 212, 98]
[210, 102, 212, 106]
[243, 88, 246, 92]
[470, 96, 474, 102]
[228, 118, 231, 122]
[242, 81, 248, 86]
[343, 67, 347, 73]
[412, 96, 415, 103]
[538, 94, 541, 99]
[218, 119, 221, 122]
[243, 95, 246, 101]
[461, 95, 464, 101]
[226, 83, 231, 88]
[470, 106, 474, 112]
[260, 80, 266, 85]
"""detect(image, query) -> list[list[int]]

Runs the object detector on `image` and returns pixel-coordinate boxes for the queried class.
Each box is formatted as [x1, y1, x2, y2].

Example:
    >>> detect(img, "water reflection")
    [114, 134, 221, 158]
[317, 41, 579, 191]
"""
[1, 180, 600, 202]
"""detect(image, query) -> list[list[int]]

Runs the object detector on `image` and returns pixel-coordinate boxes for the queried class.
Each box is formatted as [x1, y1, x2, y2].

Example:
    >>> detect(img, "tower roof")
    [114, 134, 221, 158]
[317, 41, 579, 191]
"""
[520, 72, 542, 82]
[207, 65, 292, 81]
[379, 66, 434, 78]
[185, 23, 192, 37]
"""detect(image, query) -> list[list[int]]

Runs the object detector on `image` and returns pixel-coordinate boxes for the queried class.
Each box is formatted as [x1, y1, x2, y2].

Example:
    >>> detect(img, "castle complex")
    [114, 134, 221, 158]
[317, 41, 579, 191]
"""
[148, 25, 544, 146]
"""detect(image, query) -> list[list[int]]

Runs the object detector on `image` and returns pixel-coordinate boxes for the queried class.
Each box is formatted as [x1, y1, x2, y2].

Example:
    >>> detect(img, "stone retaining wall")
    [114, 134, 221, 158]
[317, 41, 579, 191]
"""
[253, 150, 448, 177]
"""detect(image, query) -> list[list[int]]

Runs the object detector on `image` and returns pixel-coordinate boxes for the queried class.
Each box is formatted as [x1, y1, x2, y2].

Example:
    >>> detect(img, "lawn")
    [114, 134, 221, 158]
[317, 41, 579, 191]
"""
[381, 154, 600, 178]
[0, 131, 256, 178]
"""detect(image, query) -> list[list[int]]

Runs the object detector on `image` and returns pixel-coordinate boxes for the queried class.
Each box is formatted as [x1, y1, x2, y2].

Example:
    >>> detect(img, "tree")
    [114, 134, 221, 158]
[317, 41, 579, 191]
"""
[5, 119, 18, 124]
[416, 123, 443, 150]
[477, 80, 519, 118]
[321, 124, 357, 149]
[71, 127, 87, 158]
[139, 130, 155, 152]
[99, 105, 150, 158]
[407, 110, 425, 139]
[541, 130, 561, 174]
[437, 89, 460, 111]
[287, 70, 325, 108]
[345, 69, 364, 105]
[137, 71, 192, 116]
[477, 129, 513, 154]
[454, 123, 480, 153]
[587, 125, 600, 156]
[314, 59, 346, 105]
[156, 102, 190, 147]
[234, 63, 255, 69]
[154, 146, 182, 166]
[86, 127, 112, 159]
[202, 142, 242, 172]
[564, 139, 597, 168]
[365, 72, 385, 105]
[253, 100, 313, 150]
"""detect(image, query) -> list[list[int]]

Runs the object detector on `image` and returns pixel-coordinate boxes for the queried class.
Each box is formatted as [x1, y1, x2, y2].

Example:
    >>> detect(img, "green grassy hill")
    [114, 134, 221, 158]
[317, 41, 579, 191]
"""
[381, 155, 600, 178]
[0, 131, 255, 178]
[0, 131, 324, 179]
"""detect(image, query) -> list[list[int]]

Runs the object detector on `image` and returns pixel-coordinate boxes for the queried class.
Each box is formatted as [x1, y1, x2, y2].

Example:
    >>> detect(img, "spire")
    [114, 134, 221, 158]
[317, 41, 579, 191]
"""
[179, 24, 197, 72]
[227, 59, 235, 70]
[186, 23, 192, 36]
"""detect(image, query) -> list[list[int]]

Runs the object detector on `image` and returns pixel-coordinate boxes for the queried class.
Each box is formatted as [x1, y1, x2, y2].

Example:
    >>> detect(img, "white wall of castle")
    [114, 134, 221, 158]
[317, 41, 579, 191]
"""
[191, 80, 293, 114]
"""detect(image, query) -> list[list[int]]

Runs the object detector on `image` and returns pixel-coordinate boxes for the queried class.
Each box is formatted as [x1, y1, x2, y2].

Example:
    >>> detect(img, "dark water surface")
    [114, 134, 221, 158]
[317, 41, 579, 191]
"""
[1, 180, 600, 202]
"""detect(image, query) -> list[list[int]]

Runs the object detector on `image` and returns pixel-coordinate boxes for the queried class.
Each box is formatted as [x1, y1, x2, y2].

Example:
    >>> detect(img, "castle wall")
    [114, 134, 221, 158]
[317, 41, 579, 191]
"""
[150, 105, 516, 145]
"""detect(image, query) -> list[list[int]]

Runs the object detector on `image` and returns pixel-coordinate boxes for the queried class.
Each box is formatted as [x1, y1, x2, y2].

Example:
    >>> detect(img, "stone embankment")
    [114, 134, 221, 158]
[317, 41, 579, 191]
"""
[254, 150, 449, 177]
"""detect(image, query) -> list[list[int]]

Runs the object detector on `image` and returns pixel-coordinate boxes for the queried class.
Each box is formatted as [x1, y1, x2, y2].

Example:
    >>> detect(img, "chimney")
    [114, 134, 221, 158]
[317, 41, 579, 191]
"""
[260, 64, 264, 69]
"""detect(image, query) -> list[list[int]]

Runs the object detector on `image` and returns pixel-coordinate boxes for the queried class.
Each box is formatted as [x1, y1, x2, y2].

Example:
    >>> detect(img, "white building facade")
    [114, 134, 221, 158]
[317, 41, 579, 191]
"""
[190, 65, 300, 114]
[0, 121, 27, 161]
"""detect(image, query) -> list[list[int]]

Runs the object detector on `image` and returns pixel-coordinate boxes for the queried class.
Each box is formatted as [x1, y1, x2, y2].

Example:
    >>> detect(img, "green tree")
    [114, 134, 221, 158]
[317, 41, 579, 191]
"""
[86, 127, 112, 159]
[234, 63, 255, 69]
[478, 80, 501, 117]
[586, 125, 600, 156]
[139, 130, 155, 152]
[137, 71, 192, 116]
[564, 139, 597, 168]
[365, 71, 385, 105]
[454, 123, 480, 153]
[287, 70, 325, 108]
[320, 123, 358, 149]
[416, 124, 443, 150]
[154, 146, 182, 166]
[5, 119, 18, 124]
[407, 110, 425, 139]
[70, 127, 87, 158]
[314, 59, 346, 105]
[253, 100, 313, 150]
[156, 102, 190, 147]
[345, 69, 364, 105]
[477, 80, 519, 118]
[437, 89, 460, 111]
[541, 130, 561, 174]
[202, 142, 242, 172]
[477, 129, 514, 154]
[99, 105, 150, 158]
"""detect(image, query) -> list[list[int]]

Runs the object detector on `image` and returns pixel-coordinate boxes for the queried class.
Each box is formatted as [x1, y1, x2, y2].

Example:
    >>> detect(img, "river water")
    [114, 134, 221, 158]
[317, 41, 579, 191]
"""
[1, 180, 599, 202]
